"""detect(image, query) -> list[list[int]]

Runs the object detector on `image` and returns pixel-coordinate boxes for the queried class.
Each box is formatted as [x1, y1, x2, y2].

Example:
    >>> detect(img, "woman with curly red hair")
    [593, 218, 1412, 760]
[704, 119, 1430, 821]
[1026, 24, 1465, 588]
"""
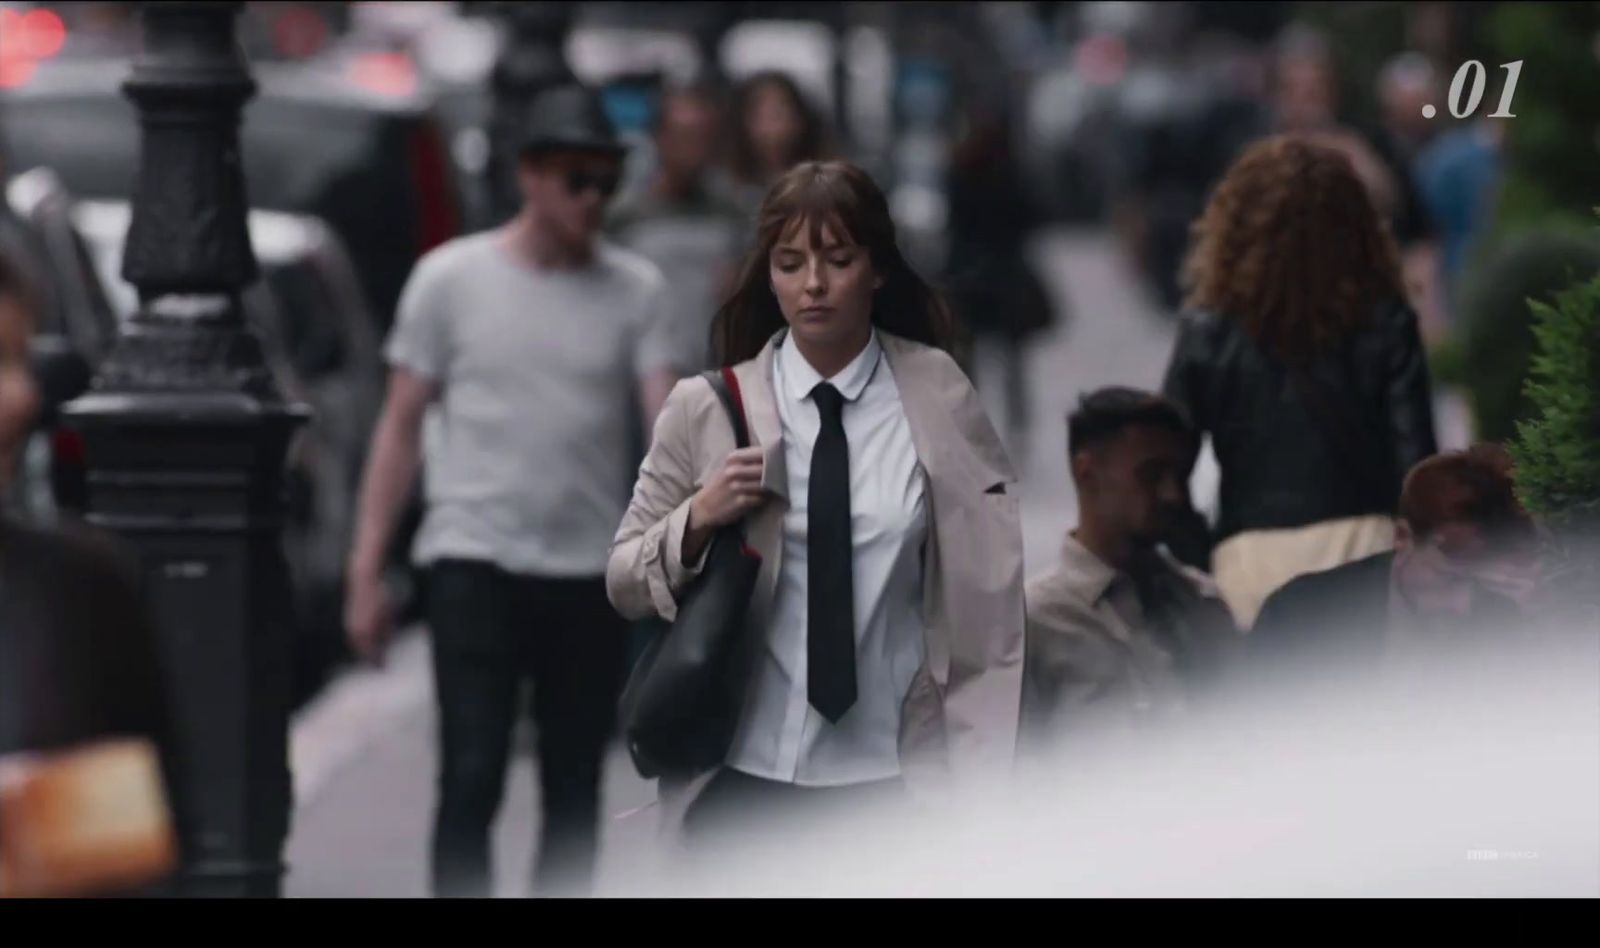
[1162, 133, 1439, 629]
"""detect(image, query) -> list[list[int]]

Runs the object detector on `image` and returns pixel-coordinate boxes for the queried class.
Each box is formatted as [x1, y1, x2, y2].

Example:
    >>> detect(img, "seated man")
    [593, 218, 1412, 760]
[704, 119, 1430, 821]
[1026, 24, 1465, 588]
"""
[1023, 388, 1239, 751]
[1249, 444, 1544, 682]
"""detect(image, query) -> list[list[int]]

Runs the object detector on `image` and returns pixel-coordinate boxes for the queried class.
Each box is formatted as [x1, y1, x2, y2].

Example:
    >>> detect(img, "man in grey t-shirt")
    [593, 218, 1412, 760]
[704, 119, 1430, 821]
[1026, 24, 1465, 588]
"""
[343, 84, 678, 898]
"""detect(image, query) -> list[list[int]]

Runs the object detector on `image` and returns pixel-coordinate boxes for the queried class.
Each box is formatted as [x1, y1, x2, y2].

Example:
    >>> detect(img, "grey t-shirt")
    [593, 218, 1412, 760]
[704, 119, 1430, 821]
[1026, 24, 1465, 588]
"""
[384, 231, 673, 576]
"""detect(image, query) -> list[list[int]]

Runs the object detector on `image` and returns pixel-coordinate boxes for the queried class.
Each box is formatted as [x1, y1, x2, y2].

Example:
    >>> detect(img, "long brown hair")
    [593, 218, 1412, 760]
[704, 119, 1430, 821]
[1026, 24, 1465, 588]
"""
[1181, 133, 1404, 363]
[710, 161, 960, 366]
[729, 71, 828, 186]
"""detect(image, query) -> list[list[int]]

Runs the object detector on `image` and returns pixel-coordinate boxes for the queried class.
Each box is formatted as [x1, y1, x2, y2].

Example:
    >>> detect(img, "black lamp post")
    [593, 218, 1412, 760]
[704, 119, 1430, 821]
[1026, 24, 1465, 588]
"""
[61, 1, 309, 898]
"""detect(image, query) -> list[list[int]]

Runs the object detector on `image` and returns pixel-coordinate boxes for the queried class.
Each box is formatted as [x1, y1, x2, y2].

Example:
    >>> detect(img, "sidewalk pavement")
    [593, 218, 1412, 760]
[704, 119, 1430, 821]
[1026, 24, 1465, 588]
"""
[285, 629, 663, 897]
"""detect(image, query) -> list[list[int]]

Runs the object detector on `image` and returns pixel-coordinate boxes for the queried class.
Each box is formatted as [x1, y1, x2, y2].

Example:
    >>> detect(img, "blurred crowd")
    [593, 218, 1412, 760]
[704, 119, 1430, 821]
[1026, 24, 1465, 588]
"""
[0, 1, 1595, 898]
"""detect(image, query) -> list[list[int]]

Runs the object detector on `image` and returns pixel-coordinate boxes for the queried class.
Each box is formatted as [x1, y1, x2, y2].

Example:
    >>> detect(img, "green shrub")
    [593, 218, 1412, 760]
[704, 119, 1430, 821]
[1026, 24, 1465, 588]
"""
[1510, 267, 1600, 528]
[1508, 225, 1600, 618]
[1482, 2, 1600, 233]
[1453, 228, 1600, 442]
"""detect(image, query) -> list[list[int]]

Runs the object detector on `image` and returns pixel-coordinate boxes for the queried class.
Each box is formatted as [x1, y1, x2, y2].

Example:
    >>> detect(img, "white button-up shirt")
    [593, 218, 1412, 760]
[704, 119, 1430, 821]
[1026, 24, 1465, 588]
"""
[725, 331, 929, 787]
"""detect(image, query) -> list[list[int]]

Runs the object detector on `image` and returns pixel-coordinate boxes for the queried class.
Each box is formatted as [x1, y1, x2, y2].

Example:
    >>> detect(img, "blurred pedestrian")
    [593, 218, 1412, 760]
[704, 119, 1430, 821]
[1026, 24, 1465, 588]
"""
[942, 103, 1055, 466]
[343, 83, 676, 898]
[1415, 116, 1507, 299]
[726, 71, 830, 218]
[1250, 444, 1545, 681]
[1266, 28, 1448, 341]
[607, 160, 1025, 853]
[607, 82, 747, 376]
[482, 5, 579, 227]
[1022, 388, 1238, 754]
[1117, 32, 1269, 314]
[1377, 52, 1443, 163]
[0, 251, 176, 897]
[1162, 134, 1438, 630]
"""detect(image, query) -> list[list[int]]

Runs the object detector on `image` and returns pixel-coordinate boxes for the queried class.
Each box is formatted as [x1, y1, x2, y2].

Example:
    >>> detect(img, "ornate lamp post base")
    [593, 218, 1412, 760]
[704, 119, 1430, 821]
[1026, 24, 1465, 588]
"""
[62, 4, 310, 898]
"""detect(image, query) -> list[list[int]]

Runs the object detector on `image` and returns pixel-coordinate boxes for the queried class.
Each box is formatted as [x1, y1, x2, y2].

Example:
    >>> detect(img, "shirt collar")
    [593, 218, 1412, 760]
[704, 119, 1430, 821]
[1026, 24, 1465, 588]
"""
[778, 329, 882, 407]
[1058, 531, 1123, 606]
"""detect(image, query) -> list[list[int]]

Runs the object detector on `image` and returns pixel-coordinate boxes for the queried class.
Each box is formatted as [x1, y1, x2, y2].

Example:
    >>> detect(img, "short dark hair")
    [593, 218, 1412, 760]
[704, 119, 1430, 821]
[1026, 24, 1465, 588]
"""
[1068, 387, 1196, 458]
[1400, 444, 1538, 545]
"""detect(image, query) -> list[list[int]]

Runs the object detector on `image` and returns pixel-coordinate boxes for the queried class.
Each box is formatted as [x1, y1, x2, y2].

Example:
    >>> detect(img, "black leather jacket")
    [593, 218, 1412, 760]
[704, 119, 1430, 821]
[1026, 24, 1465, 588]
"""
[1161, 299, 1438, 544]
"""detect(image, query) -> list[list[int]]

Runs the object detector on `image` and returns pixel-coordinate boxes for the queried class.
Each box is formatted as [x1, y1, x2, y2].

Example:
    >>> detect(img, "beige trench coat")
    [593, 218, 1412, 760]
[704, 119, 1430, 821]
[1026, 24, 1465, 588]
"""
[606, 329, 1025, 834]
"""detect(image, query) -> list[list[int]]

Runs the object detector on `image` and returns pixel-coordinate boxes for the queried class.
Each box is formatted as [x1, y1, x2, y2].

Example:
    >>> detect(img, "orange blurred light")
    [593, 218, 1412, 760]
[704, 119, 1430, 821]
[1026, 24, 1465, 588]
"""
[0, 6, 66, 86]
[348, 51, 416, 98]
[0, 56, 38, 90]
[0, 9, 20, 61]
[21, 9, 68, 61]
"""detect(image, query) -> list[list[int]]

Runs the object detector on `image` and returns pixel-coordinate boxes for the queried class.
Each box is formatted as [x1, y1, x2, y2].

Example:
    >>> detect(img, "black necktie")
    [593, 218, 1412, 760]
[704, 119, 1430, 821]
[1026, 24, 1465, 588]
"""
[808, 382, 857, 723]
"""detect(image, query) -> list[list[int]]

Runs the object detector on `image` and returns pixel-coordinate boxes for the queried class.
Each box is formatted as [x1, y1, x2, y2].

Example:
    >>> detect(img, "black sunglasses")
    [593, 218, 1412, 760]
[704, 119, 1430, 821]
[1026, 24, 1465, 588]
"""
[564, 169, 620, 199]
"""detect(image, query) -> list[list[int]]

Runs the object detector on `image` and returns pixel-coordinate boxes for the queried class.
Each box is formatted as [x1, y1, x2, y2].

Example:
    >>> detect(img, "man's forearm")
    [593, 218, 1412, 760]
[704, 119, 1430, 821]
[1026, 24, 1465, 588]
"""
[347, 417, 422, 581]
[1402, 242, 1447, 345]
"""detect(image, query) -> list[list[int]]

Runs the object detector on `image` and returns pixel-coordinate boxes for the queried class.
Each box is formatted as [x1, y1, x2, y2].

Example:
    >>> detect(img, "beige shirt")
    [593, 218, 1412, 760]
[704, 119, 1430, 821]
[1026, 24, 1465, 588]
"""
[1022, 534, 1239, 750]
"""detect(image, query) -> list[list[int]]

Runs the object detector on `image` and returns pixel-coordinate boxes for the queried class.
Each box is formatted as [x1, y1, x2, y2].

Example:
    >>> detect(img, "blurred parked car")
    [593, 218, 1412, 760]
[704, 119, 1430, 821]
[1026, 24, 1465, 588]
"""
[4, 169, 405, 707]
[0, 54, 464, 332]
[1, 167, 113, 522]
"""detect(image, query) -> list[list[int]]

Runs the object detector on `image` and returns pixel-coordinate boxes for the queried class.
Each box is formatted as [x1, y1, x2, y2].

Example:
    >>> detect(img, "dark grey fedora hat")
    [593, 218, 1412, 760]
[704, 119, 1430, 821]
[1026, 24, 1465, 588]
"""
[518, 83, 627, 158]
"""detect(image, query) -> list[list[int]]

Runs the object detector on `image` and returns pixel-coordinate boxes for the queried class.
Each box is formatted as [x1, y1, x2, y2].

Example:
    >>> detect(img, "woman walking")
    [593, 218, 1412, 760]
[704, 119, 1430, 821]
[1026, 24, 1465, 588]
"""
[1162, 133, 1438, 628]
[607, 160, 1025, 854]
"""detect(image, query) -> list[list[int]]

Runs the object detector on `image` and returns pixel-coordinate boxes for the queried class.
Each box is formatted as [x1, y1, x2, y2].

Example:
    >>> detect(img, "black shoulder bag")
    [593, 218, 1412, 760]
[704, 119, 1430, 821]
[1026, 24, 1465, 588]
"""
[618, 368, 762, 780]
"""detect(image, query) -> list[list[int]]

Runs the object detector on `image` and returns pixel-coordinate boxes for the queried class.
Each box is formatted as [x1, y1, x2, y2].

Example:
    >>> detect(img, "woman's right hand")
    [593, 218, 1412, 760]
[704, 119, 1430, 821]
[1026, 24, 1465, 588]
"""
[683, 446, 766, 562]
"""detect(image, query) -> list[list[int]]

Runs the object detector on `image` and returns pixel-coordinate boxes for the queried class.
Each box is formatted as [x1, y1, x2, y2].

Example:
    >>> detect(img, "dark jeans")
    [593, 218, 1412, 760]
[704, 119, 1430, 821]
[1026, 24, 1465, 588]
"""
[426, 560, 627, 898]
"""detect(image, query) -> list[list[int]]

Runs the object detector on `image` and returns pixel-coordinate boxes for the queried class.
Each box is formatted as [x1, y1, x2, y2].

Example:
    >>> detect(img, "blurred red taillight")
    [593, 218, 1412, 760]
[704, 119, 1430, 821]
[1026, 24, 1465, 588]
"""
[50, 428, 85, 468]
[49, 428, 87, 513]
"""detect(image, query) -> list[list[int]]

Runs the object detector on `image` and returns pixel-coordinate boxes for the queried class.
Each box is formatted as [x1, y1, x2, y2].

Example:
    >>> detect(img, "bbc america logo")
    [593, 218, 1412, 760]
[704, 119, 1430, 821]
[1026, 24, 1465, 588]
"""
[1466, 849, 1539, 862]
